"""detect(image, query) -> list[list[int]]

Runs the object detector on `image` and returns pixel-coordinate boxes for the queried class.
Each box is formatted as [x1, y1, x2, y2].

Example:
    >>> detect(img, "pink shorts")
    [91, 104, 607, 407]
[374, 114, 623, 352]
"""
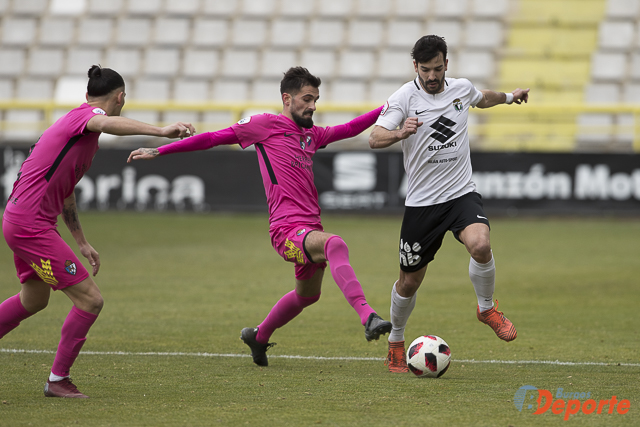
[2, 218, 89, 291]
[270, 222, 327, 280]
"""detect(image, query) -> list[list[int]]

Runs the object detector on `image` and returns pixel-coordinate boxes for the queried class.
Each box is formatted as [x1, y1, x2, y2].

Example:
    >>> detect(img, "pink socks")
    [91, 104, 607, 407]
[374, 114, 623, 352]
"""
[325, 236, 375, 325]
[0, 294, 33, 339]
[51, 306, 98, 377]
[257, 290, 320, 343]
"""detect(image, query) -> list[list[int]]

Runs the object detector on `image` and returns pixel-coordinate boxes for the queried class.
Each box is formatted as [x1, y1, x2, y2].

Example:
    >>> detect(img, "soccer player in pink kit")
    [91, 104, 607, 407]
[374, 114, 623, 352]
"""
[128, 67, 392, 366]
[1, 65, 194, 398]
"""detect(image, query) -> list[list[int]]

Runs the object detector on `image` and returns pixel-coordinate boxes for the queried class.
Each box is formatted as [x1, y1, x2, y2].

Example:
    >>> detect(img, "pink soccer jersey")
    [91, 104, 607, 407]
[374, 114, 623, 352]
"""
[3, 103, 104, 229]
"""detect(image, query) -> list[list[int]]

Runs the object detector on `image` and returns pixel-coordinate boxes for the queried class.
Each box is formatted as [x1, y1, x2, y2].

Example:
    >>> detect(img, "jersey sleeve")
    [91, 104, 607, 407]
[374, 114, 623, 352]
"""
[231, 114, 277, 149]
[374, 87, 409, 131]
[467, 80, 484, 107]
[315, 106, 384, 148]
[157, 127, 240, 155]
[67, 105, 106, 137]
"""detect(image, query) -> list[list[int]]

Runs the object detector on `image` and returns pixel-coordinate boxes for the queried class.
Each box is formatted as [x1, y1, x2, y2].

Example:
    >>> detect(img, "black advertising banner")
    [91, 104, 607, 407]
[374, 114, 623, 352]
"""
[1, 146, 639, 215]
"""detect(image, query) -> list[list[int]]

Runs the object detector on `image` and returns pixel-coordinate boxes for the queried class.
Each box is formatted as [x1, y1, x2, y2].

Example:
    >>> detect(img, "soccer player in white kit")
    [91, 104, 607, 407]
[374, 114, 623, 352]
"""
[369, 35, 530, 373]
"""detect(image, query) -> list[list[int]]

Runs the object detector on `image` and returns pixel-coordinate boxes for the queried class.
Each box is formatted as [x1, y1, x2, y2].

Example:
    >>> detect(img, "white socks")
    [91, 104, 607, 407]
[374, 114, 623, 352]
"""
[49, 372, 68, 382]
[389, 282, 417, 343]
[469, 254, 495, 312]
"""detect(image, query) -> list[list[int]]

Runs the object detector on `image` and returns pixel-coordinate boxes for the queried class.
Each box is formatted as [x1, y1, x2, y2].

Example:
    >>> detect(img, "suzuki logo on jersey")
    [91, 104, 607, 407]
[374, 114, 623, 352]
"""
[429, 115, 457, 143]
[453, 98, 463, 112]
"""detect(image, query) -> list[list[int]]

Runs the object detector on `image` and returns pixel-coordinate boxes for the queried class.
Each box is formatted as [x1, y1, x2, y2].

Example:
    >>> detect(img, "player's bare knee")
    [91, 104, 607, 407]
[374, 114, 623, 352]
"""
[469, 241, 492, 263]
[24, 297, 49, 314]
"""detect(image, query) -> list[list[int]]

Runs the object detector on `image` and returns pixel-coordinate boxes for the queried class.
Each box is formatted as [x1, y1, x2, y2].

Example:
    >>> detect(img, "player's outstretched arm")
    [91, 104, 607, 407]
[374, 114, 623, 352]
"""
[86, 115, 195, 139]
[127, 147, 159, 162]
[369, 117, 423, 149]
[476, 88, 530, 109]
[62, 193, 100, 276]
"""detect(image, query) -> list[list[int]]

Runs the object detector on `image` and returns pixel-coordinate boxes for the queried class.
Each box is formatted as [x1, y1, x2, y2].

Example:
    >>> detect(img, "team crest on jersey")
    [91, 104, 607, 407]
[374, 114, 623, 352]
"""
[453, 98, 463, 112]
[237, 116, 251, 124]
[300, 136, 310, 150]
[64, 260, 77, 276]
[380, 101, 389, 115]
[92, 108, 106, 115]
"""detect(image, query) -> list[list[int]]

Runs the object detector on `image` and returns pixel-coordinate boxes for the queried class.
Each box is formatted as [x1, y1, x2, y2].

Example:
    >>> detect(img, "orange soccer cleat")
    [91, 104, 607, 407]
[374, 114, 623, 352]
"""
[477, 300, 517, 342]
[385, 341, 410, 373]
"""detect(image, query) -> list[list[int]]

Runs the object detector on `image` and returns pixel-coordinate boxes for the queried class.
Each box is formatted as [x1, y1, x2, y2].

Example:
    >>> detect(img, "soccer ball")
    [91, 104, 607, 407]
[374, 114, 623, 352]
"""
[406, 335, 451, 378]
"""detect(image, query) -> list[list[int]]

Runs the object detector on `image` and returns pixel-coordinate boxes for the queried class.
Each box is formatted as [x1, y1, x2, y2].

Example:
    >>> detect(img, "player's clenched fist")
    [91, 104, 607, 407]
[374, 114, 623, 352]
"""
[399, 117, 423, 140]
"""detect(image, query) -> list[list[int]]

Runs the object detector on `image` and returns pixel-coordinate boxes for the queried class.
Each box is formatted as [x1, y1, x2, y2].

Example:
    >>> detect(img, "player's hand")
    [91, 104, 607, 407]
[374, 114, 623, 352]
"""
[512, 88, 530, 105]
[398, 117, 423, 140]
[79, 242, 100, 276]
[160, 122, 196, 139]
[127, 148, 159, 163]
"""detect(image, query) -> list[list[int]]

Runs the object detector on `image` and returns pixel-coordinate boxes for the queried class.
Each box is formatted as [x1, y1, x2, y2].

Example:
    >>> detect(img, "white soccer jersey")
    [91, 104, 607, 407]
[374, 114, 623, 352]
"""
[376, 77, 483, 207]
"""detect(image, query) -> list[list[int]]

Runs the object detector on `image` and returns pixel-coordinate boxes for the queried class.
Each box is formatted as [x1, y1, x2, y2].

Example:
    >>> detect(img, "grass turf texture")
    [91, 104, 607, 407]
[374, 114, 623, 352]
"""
[0, 212, 638, 426]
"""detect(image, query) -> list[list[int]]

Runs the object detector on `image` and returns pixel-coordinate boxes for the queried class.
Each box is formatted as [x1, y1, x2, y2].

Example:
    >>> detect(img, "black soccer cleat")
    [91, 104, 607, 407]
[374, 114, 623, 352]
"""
[240, 327, 276, 367]
[364, 313, 392, 342]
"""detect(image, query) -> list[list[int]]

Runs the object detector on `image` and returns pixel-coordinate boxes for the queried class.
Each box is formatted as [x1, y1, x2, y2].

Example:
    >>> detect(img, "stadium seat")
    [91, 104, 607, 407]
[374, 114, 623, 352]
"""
[66, 48, 102, 75]
[0, 79, 14, 99]
[506, 27, 599, 57]
[622, 82, 640, 103]
[598, 21, 635, 50]
[270, 19, 306, 48]
[1, 18, 37, 46]
[182, 49, 219, 78]
[115, 18, 152, 47]
[126, 0, 163, 16]
[220, 50, 259, 78]
[317, 0, 354, 18]
[260, 50, 298, 79]
[212, 79, 250, 101]
[386, 20, 423, 49]
[576, 113, 615, 150]
[300, 50, 337, 78]
[628, 52, 640, 79]
[122, 109, 159, 127]
[369, 79, 407, 103]
[27, 49, 65, 77]
[456, 51, 495, 82]
[308, 20, 345, 48]
[230, 19, 268, 48]
[394, 0, 431, 18]
[153, 18, 190, 46]
[355, 0, 392, 18]
[590, 52, 627, 82]
[425, 21, 463, 50]
[432, 0, 469, 19]
[77, 18, 113, 47]
[105, 48, 142, 78]
[143, 48, 181, 77]
[251, 78, 280, 101]
[470, 0, 510, 18]
[17, 78, 54, 100]
[54, 76, 87, 103]
[500, 58, 591, 89]
[328, 79, 367, 102]
[240, 0, 277, 17]
[278, 0, 315, 17]
[38, 18, 76, 46]
[192, 19, 229, 47]
[378, 50, 415, 79]
[605, 0, 640, 19]
[338, 50, 375, 79]
[584, 82, 621, 103]
[513, 0, 606, 25]
[165, 0, 200, 15]
[464, 20, 504, 50]
[12, 0, 48, 15]
[86, 0, 124, 16]
[4, 110, 42, 140]
[173, 79, 211, 101]
[201, 0, 239, 17]
[132, 78, 171, 100]
[0, 49, 26, 77]
[347, 20, 384, 48]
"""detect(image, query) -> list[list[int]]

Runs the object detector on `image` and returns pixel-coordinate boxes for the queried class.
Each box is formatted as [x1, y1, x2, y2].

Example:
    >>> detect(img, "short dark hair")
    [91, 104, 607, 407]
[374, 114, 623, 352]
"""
[411, 35, 448, 64]
[87, 65, 125, 97]
[280, 67, 321, 96]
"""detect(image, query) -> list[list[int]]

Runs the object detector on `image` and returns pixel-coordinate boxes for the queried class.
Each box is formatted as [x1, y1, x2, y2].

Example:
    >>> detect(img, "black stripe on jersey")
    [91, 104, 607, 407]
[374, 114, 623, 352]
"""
[413, 79, 420, 91]
[44, 134, 83, 182]
[256, 143, 278, 185]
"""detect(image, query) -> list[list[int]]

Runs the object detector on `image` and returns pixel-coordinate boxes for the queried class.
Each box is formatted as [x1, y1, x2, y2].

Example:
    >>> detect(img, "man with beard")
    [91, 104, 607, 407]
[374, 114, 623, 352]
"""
[127, 67, 392, 366]
[368, 35, 530, 373]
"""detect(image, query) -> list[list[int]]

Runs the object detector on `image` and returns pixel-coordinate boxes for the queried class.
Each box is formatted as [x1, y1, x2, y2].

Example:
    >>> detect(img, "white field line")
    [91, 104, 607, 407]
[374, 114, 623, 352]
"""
[1, 348, 639, 367]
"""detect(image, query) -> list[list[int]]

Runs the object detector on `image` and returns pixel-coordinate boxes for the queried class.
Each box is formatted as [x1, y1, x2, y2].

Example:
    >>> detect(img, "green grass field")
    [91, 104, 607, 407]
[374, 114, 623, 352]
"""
[0, 212, 638, 426]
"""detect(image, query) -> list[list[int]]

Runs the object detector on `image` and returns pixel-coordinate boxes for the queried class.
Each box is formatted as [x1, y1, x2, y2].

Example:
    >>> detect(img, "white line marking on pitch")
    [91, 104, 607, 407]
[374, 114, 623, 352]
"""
[1, 348, 639, 367]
